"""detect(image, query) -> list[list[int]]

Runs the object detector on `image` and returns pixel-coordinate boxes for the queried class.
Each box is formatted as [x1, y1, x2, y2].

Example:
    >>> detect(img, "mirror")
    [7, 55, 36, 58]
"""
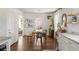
[62, 13, 67, 27]
[61, 13, 67, 33]
[72, 16, 77, 23]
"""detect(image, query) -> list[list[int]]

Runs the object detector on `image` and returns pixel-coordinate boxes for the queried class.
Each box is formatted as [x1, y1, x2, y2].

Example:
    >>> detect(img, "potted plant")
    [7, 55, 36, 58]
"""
[50, 24, 54, 30]
[57, 23, 62, 32]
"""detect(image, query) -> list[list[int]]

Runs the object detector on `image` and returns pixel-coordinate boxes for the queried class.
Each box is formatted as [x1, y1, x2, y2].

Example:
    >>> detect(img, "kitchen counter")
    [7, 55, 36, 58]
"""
[0, 37, 11, 51]
[57, 33, 79, 51]
[0, 37, 11, 45]
[61, 33, 79, 43]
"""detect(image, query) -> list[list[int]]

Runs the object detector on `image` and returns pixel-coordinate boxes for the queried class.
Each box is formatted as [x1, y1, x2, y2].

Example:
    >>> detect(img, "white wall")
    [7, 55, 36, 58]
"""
[0, 8, 24, 45]
[24, 13, 53, 35]
[60, 8, 79, 23]
[61, 9, 79, 34]
[54, 8, 79, 34]
[0, 10, 7, 36]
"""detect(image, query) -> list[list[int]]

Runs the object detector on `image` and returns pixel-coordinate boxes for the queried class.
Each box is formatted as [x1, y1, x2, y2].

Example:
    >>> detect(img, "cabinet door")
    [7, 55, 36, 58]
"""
[69, 39, 79, 51]
[57, 35, 64, 50]
[63, 36, 79, 51]
[58, 35, 72, 51]
[7, 13, 19, 46]
[58, 35, 79, 51]
[61, 36, 71, 51]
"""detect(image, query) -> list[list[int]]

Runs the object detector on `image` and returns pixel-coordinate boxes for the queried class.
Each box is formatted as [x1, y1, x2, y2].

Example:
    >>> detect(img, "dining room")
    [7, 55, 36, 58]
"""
[11, 8, 56, 51]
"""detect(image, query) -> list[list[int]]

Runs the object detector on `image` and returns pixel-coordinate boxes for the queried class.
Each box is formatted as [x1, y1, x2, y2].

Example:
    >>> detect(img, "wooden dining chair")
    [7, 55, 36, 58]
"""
[36, 32, 43, 50]
[43, 30, 47, 40]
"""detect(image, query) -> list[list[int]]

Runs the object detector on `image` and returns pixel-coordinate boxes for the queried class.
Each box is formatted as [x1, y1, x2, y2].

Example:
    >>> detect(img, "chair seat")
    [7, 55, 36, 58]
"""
[36, 32, 43, 38]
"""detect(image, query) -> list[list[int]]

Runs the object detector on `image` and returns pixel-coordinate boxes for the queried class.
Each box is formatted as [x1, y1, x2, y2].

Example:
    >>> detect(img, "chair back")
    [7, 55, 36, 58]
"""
[36, 32, 43, 38]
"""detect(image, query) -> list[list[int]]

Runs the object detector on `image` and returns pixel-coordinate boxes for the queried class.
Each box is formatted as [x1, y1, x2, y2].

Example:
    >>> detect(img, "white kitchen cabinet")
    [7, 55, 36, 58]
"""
[0, 9, 20, 46]
[0, 9, 24, 49]
[69, 39, 79, 51]
[6, 13, 19, 46]
[57, 33, 79, 51]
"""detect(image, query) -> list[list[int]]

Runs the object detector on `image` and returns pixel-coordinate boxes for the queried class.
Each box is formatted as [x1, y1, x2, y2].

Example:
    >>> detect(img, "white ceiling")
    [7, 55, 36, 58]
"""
[19, 8, 58, 13]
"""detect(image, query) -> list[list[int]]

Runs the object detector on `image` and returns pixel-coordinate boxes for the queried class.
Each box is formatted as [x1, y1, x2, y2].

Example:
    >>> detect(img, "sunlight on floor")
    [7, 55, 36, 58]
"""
[18, 36, 24, 50]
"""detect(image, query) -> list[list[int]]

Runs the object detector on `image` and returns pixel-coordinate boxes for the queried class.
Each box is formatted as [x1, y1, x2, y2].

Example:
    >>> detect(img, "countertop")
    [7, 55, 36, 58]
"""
[0, 37, 11, 45]
[60, 33, 79, 43]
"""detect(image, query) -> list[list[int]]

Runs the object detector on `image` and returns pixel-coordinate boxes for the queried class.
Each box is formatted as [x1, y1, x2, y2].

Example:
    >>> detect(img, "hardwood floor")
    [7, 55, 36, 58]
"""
[11, 35, 57, 51]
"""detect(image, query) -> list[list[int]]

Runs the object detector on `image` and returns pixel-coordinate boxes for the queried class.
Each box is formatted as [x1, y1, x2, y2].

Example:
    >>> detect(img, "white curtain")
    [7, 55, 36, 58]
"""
[54, 13, 59, 32]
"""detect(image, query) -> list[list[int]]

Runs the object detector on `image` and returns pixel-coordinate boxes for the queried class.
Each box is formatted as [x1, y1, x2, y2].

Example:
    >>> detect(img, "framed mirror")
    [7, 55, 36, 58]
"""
[62, 13, 67, 27]
[72, 16, 77, 23]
